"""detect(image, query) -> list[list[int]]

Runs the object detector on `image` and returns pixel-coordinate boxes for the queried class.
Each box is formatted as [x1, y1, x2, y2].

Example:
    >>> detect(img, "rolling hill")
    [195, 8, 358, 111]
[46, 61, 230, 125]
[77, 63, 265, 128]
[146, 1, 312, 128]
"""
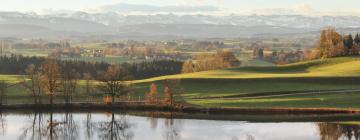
[133, 56, 360, 109]
[134, 57, 360, 83]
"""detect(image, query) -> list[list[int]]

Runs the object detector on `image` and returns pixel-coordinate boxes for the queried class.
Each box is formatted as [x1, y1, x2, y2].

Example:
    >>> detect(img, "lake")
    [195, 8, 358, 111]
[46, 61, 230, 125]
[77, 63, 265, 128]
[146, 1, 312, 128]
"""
[0, 111, 359, 140]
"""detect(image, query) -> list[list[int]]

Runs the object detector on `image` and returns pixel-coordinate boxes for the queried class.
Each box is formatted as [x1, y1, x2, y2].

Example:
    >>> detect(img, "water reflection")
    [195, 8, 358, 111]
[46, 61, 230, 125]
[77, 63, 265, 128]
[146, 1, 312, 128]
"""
[19, 113, 44, 140]
[94, 112, 133, 140]
[3, 112, 360, 140]
[318, 123, 360, 140]
[146, 112, 182, 140]
[0, 112, 6, 136]
[84, 112, 94, 140]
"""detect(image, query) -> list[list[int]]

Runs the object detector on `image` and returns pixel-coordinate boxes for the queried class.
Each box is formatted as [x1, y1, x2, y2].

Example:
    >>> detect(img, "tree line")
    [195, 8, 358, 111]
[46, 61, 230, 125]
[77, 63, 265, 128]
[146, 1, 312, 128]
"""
[309, 27, 360, 59]
[0, 54, 183, 80]
[145, 79, 183, 106]
[19, 58, 184, 106]
[181, 51, 240, 73]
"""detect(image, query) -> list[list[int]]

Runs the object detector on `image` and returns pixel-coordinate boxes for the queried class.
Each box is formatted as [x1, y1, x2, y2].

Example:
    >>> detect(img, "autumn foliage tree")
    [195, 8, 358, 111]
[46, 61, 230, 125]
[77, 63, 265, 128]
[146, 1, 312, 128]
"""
[97, 65, 132, 104]
[314, 28, 346, 59]
[163, 86, 173, 106]
[39, 59, 61, 105]
[309, 28, 360, 60]
[182, 50, 240, 73]
[163, 79, 183, 105]
[146, 83, 158, 104]
[309, 28, 354, 59]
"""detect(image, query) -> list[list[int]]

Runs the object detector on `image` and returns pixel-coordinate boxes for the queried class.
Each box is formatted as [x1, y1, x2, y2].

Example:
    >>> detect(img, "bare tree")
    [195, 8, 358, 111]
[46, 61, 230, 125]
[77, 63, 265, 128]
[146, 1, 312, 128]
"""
[97, 65, 132, 104]
[83, 73, 94, 103]
[24, 64, 42, 104]
[0, 80, 7, 105]
[62, 68, 80, 104]
[39, 59, 61, 105]
[83, 73, 93, 95]
[163, 79, 184, 105]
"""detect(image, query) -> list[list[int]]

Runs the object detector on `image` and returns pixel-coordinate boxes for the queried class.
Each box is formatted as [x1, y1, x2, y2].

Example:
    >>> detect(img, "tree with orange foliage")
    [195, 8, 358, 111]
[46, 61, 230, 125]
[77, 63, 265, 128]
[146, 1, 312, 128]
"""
[39, 59, 61, 105]
[146, 83, 158, 104]
[163, 79, 184, 105]
[163, 86, 173, 106]
[97, 65, 132, 104]
[315, 27, 345, 59]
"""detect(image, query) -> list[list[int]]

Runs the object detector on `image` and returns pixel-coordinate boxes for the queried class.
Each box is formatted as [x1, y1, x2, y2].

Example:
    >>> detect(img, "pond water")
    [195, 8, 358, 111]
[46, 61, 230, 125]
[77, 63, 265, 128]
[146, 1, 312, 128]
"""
[0, 112, 359, 140]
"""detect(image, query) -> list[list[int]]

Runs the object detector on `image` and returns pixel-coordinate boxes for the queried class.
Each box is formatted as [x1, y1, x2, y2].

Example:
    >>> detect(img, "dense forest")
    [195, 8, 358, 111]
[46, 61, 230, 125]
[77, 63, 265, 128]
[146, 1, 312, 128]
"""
[0, 55, 183, 80]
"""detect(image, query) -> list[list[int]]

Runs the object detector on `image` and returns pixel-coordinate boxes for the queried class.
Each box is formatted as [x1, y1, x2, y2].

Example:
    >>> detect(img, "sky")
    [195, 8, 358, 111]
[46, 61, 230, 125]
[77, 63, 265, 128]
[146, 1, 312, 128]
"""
[1, 0, 360, 15]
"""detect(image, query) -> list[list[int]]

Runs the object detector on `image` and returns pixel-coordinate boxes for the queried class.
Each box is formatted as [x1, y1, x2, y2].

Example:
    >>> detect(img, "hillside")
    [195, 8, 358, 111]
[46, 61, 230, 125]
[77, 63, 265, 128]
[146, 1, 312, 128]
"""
[131, 56, 360, 109]
[2, 57, 360, 109]
[134, 57, 360, 83]
[133, 57, 360, 109]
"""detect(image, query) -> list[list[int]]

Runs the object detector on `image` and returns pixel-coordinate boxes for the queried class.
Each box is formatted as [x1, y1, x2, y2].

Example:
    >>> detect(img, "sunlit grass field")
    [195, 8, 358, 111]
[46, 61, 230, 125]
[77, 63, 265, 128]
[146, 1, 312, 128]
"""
[133, 56, 360, 83]
[188, 91, 360, 109]
[2, 56, 360, 109]
[131, 56, 360, 109]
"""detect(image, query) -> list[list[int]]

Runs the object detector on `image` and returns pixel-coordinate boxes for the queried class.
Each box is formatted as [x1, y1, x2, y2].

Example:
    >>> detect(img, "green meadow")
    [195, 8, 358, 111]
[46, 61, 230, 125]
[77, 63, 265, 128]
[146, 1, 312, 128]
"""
[133, 56, 360, 109]
[2, 56, 360, 109]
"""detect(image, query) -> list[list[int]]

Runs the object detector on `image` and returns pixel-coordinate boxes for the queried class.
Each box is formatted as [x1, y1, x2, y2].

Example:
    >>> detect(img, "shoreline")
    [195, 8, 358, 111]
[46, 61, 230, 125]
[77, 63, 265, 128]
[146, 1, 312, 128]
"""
[0, 103, 360, 115]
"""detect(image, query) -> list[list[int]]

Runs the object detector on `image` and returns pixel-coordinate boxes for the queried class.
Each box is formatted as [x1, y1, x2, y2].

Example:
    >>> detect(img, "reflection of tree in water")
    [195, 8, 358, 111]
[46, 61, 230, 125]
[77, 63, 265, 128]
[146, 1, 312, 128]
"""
[58, 112, 79, 140]
[18, 112, 46, 140]
[19, 112, 79, 140]
[0, 112, 6, 136]
[95, 112, 133, 140]
[147, 112, 159, 129]
[318, 123, 360, 140]
[162, 112, 182, 140]
[84, 112, 95, 140]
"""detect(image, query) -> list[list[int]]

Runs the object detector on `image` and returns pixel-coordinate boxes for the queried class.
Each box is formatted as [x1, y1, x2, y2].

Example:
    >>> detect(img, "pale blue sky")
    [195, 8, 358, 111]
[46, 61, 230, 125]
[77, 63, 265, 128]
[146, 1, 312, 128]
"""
[1, 0, 359, 15]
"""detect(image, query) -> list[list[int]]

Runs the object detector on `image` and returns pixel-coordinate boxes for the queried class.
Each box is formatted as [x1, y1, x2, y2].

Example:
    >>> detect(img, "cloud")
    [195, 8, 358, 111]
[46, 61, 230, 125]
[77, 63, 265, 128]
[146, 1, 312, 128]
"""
[248, 4, 328, 16]
[93, 3, 219, 13]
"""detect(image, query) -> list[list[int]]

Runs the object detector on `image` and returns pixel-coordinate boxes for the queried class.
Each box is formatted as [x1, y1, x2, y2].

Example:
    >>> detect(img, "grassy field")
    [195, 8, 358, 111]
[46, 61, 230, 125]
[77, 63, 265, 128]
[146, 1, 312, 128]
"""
[2, 56, 360, 109]
[131, 56, 360, 109]
[188, 91, 360, 109]
[133, 56, 360, 83]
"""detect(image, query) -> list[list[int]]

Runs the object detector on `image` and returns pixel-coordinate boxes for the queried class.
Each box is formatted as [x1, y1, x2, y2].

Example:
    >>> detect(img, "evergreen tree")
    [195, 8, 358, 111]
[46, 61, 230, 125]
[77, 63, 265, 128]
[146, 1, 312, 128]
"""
[343, 34, 354, 55]
[354, 34, 360, 45]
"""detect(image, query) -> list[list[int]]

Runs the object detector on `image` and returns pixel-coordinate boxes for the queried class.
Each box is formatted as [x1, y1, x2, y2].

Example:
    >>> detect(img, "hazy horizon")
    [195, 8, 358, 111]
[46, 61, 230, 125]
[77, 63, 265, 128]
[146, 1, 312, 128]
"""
[1, 0, 360, 16]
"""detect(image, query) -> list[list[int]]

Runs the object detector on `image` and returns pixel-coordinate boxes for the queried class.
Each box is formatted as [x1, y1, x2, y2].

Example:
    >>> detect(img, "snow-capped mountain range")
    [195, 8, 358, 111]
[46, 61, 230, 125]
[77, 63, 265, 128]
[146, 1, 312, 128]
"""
[38, 12, 360, 28]
[1, 10, 360, 39]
